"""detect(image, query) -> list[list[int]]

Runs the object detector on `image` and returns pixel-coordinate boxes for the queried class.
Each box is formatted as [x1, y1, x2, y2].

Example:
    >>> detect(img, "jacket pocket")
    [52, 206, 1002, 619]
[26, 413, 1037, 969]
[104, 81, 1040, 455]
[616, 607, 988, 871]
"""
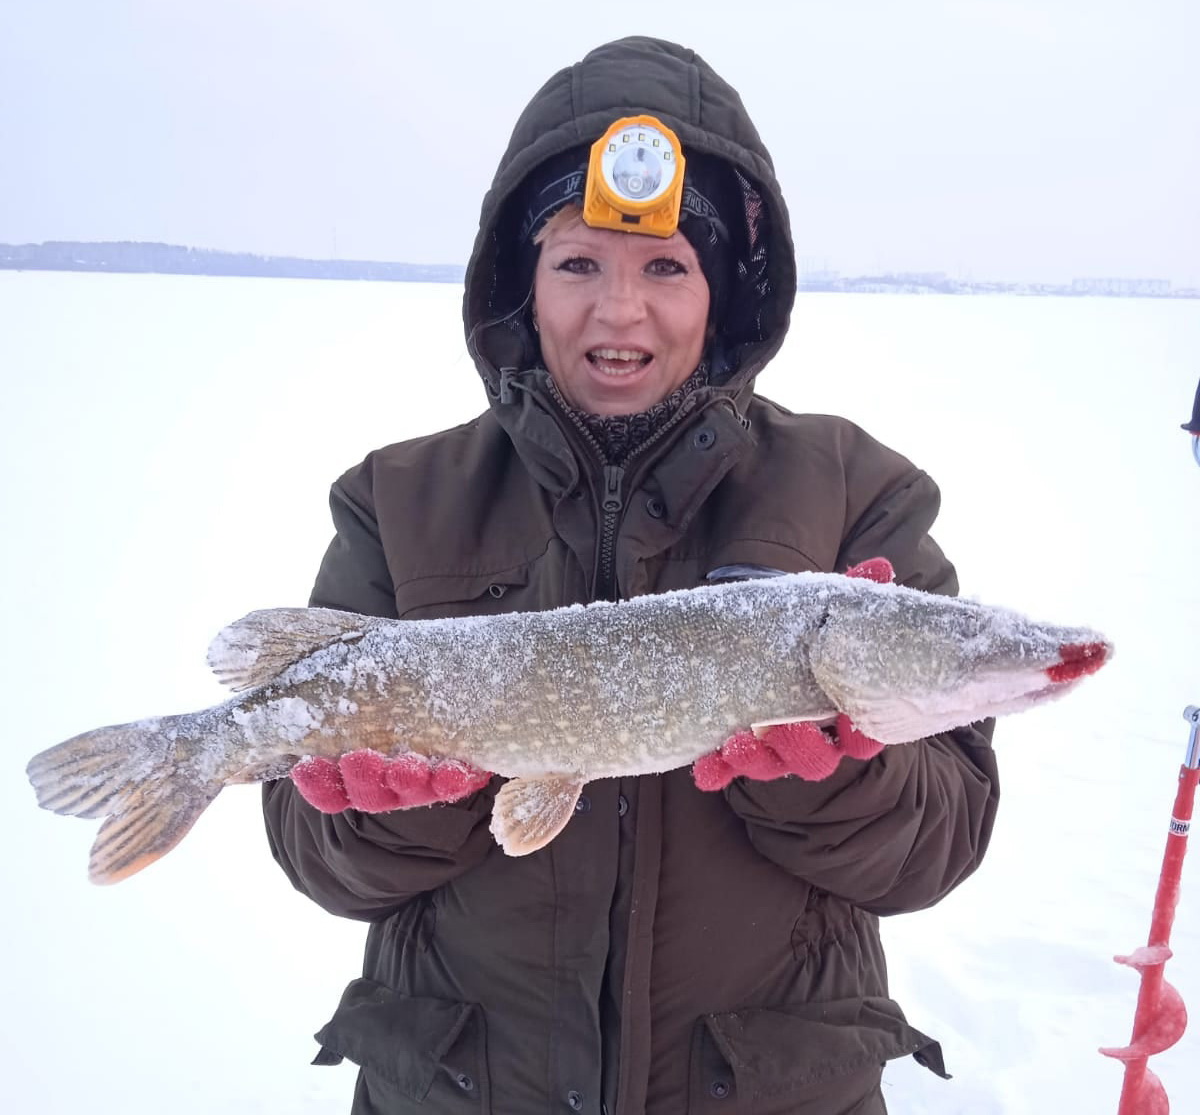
[313, 978, 489, 1112]
[690, 997, 946, 1114]
[393, 567, 531, 620]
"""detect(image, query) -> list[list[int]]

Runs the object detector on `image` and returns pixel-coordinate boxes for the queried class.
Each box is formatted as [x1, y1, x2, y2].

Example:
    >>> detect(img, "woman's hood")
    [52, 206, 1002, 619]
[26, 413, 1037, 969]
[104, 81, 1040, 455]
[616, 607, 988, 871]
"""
[462, 37, 797, 398]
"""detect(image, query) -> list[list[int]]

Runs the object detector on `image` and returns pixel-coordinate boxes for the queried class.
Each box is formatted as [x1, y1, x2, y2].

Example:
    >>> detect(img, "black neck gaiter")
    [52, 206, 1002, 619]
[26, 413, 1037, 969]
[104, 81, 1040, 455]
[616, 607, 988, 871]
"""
[558, 363, 709, 465]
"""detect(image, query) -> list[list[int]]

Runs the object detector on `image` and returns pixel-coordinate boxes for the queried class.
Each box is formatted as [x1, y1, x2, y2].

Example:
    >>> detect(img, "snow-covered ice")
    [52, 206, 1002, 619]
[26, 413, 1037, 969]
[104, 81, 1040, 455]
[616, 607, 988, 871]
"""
[1, 271, 1197, 1113]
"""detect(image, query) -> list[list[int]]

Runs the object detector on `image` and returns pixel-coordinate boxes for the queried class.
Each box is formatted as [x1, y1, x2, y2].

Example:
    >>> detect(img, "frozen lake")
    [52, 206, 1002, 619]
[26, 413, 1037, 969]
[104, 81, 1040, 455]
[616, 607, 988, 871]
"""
[2, 270, 1197, 1113]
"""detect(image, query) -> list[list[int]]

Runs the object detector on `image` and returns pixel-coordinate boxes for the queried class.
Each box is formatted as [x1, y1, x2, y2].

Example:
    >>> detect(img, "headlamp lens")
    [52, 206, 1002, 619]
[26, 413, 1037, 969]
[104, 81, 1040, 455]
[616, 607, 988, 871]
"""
[611, 146, 662, 200]
[604, 124, 675, 202]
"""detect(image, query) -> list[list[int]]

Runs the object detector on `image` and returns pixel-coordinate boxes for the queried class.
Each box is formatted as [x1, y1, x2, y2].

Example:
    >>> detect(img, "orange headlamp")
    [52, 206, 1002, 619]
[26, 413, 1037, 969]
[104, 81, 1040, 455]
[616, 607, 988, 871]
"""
[583, 115, 687, 238]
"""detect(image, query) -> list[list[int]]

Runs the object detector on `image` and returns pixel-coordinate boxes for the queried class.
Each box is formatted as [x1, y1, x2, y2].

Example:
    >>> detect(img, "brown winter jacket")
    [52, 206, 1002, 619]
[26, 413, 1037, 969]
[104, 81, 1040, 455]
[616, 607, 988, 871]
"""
[263, 36, 999, 1115]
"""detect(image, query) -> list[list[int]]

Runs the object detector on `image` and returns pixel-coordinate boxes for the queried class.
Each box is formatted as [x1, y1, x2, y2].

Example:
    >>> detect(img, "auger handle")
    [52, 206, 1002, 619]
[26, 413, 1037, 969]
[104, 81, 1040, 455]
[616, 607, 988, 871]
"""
[1184, 705, 1199, 770]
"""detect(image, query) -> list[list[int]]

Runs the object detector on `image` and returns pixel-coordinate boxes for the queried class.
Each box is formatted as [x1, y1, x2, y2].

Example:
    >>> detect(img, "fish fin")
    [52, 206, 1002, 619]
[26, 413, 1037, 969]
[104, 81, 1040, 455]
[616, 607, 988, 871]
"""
[27, 717, 225, 884]
[207, 607, 368, 692]
[489, 775, 585, 856]
[750, 714, 833, 737]
[88, 778, 223, 884]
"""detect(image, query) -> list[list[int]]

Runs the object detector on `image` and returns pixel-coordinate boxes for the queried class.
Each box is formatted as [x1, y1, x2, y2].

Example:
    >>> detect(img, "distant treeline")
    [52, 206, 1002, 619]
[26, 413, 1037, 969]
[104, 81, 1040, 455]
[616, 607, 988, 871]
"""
[0, 241, 465, 283]
[5, 241, 1194, 298]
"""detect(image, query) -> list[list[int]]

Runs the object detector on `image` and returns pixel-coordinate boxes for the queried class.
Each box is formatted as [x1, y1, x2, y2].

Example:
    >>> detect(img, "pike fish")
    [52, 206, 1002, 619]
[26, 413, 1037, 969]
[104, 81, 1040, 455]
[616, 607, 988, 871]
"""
[27, 570, 1111, 883]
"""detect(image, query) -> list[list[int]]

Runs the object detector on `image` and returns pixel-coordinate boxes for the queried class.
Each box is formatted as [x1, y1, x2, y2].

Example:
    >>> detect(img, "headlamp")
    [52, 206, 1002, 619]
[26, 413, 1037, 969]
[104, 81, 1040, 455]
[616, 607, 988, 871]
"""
[583, 115, 686, 238]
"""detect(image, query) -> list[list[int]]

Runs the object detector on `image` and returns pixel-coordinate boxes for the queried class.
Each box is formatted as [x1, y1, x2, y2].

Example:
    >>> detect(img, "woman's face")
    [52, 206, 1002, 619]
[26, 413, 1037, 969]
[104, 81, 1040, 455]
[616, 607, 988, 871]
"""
[533, 214, 710, 416]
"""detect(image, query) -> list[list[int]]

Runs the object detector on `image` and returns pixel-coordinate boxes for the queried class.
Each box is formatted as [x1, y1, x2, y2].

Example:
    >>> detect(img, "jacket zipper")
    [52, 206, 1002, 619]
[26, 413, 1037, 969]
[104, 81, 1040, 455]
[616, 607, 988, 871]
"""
[596, 465, 625, 601]
[554, 404, 625, 601]
[556, 390, 706, 601]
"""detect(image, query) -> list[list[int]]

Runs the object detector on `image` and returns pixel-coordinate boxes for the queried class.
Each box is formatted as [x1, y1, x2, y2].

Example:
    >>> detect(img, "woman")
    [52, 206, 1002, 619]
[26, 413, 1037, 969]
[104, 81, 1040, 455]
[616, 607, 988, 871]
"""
[263, 36, 999, 1114]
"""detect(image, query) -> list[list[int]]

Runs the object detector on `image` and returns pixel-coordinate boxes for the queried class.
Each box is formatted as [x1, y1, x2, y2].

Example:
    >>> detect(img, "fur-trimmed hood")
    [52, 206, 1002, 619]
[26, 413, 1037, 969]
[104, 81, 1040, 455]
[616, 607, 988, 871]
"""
[462, 37, 796, 398]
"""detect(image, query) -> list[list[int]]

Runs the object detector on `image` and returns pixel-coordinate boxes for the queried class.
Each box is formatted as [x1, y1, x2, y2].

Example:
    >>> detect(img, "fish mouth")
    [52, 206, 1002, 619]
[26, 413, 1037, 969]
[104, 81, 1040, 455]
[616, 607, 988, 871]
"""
[1045, 641, 1108, 684]
[841, 638, 1114, 745]
[1013, 640, 1112, 705]
[989, 638, 1113, 710]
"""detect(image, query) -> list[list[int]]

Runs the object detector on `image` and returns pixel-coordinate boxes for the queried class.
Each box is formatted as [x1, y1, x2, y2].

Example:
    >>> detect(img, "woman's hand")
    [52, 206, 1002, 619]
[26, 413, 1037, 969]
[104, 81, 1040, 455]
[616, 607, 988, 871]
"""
[693, 555, 892, 790]
[693, 716, 885, 790]
[291, 751, 493, 813]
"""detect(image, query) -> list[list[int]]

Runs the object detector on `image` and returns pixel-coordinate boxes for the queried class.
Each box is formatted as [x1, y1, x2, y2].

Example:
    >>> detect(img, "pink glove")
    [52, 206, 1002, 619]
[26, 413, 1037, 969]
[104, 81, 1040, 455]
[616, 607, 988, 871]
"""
[692, 557, 893, 790]
[291, 750, 493, 813]
[840, 555, 894, 585]
[693, 715, 885, 789]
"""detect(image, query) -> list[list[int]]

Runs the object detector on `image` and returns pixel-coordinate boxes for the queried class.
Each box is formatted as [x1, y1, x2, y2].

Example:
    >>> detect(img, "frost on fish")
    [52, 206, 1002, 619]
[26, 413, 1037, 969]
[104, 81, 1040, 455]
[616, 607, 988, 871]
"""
[26, 570, 1112, 882]
[231, 697, 325, 745]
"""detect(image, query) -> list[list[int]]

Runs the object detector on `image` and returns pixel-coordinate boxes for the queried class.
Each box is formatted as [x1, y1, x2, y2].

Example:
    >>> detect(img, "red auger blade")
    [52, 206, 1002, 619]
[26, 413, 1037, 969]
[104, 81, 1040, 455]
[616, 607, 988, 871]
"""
[1100, 956, 1187, 1061]
[1117, 1068, 1169, 1115]
[1094, 1064, 1170, 1115]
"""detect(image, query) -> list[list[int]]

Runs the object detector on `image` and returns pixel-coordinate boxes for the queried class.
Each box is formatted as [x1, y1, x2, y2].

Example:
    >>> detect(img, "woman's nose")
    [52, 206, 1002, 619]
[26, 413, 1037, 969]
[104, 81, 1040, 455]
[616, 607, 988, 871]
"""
[593, 268, 647, 326]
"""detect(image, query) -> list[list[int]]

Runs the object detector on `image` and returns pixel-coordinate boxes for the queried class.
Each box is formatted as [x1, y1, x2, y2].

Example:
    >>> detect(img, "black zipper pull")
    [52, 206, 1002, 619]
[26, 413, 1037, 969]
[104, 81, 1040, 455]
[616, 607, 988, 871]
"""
[602, 465, 625, 513]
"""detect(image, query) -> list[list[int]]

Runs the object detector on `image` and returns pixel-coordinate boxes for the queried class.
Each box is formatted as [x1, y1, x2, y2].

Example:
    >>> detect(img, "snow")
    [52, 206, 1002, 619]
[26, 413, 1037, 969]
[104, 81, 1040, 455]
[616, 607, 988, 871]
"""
[1, 271, 1198, 1113]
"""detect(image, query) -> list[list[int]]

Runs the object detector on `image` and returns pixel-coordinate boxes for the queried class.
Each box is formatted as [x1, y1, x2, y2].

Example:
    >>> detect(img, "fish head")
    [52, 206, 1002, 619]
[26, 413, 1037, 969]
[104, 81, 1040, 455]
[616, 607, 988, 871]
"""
[809, 585, 1112, 745]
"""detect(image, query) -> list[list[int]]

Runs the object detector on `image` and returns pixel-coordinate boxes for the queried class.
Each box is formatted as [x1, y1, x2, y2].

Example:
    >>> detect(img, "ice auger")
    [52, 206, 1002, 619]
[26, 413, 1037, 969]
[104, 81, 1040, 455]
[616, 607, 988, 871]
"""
[1100, 707, 1198, 1113]
[1100, 390, 1200, 1112]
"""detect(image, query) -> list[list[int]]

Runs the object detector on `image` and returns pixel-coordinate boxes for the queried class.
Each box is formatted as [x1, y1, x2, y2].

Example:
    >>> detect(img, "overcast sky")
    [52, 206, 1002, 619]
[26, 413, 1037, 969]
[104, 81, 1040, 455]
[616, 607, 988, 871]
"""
[2, 0, 1197, 285]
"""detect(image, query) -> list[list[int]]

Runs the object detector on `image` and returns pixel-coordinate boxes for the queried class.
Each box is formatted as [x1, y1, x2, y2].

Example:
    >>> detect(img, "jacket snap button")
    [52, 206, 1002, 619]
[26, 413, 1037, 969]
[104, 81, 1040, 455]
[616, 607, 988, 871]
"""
[487, 583, 507, 598]
[574, 795, 591, 814]
[617, 795, 628, 816]
[693, 427, 717, 450]
[709, 1079, 731, 1098]
[645, 496, 666, 519]
[570, 488, 584, 500]
[567, 1090, 584, 1109]
[455, 1073, 474, 1091]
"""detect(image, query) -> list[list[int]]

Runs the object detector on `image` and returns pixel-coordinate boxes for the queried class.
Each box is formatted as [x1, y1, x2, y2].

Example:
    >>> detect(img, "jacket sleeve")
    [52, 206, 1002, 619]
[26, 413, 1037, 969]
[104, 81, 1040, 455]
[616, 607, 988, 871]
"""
[262, 461, 497, 922]
[723, 459, 1001, 916]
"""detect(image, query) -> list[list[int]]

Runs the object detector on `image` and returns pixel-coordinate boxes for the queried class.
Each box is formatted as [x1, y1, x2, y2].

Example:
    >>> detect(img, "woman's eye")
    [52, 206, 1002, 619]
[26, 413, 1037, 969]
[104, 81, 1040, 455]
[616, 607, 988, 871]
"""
[647, 258, 688, 277]
[554, 256, 597, 275]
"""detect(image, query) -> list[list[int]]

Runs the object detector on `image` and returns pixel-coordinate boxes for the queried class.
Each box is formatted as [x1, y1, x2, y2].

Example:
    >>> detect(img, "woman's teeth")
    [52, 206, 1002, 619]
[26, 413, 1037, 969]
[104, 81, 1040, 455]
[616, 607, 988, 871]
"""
[587, 349, 652, 376]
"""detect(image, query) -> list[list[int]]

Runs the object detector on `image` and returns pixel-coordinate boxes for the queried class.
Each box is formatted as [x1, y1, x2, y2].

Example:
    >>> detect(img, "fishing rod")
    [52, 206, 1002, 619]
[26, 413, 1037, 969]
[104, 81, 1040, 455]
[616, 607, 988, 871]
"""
[1099, 377, 1200, 1112]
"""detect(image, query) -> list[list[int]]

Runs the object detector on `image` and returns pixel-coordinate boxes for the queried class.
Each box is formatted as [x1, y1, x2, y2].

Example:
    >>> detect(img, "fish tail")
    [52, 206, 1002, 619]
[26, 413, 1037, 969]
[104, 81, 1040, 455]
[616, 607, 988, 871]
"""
[26, 717, 223, 884]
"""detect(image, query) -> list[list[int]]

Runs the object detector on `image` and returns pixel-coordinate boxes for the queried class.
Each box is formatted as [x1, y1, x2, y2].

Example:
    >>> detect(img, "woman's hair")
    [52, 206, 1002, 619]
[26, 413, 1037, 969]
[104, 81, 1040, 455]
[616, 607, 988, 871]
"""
[532, 203, 583, 248]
